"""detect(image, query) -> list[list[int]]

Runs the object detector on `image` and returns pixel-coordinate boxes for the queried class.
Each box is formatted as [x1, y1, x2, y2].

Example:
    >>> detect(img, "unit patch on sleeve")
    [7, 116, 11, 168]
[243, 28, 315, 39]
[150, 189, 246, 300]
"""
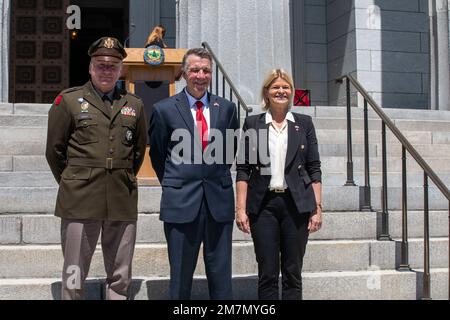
[54, 95, 63, 106]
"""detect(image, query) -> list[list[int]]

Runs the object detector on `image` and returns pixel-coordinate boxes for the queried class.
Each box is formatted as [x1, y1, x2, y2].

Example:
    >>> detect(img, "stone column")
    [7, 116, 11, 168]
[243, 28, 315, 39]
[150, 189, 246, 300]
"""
[430, 0, 450, 110]
[0, 0, 10, 102]
[176, 0, 292, 106]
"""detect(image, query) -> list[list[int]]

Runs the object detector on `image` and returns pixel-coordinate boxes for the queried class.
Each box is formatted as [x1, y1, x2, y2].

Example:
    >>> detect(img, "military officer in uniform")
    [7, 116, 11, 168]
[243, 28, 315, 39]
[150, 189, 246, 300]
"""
[45, 37, 147, 300]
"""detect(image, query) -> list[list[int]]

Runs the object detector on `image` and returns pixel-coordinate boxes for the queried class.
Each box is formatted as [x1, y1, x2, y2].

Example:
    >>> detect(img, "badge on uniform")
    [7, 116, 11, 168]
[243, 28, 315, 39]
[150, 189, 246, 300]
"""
[81, 102, 90, 113]
[121, 106, 136, 117]
[126, 130, 133, 142]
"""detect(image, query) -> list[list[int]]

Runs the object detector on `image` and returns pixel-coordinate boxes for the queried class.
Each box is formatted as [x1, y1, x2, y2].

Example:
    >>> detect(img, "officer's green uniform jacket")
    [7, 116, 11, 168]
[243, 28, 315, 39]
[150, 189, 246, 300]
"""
[46, 81, 147, 221]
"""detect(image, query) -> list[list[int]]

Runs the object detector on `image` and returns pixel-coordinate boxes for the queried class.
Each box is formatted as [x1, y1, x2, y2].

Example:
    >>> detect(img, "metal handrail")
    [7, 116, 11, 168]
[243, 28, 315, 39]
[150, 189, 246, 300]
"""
[202, 42, 252, 116]
[336, 74, 450, 200]
[336, 73, 450, 300]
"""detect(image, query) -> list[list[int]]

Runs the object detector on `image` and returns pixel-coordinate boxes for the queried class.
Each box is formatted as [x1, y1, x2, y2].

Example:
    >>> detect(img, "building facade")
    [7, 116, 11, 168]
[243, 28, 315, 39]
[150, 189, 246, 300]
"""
[0, 0, 449, 110]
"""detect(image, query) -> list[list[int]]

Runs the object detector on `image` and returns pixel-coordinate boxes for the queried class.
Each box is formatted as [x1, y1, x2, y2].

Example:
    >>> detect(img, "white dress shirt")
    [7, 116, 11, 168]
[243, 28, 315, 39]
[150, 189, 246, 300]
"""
[185, 89, 210, 138]
[266, 110, 295, 190]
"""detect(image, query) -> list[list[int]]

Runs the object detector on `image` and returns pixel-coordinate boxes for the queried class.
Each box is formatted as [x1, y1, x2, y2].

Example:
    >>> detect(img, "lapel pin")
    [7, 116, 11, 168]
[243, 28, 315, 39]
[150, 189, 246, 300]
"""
[213, 102, 219, 107]
[300, 145, 305, 150]
[78, 98, 84, 103]
[295, 125, 300, 131]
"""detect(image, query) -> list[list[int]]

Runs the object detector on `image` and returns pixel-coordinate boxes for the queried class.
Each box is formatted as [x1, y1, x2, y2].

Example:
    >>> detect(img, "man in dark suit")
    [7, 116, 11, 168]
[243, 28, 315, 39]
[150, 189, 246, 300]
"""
[148, 48, 239, 299]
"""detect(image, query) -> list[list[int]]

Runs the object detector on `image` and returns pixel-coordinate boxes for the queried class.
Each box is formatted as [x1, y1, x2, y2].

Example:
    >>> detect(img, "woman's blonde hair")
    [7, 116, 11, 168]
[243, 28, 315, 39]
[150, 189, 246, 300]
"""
[260, 68, 295, 111]
[145, 25, 167, 47]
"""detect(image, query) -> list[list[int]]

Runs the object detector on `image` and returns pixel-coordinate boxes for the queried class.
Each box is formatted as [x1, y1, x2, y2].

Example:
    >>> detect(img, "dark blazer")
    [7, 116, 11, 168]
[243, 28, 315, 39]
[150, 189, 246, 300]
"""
[236, 112, 321, 216]
[149, 90, 239, 223]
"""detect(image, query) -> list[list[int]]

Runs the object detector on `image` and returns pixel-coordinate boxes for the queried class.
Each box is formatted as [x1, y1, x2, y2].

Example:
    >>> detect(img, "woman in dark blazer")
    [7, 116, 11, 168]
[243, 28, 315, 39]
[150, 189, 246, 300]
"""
[235, 69, 322, 300]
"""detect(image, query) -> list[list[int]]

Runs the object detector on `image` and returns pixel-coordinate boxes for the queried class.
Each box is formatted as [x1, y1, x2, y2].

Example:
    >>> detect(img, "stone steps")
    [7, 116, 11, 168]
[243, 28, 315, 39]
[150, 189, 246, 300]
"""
[1, 211, 448, 245]
[0, 268, 447, 300]
[0, 172, 57, 187]
[0, 103, 50, 115]
[1, 116, 449, 133]
[0, 156, 50, 172]
[0, 104, 448, 300]
[4, 126, 449, 146]
[2, 155, 449, 174]
[1, 105, 448, 137]
[292, 105, 450, 122]
[1, 185, 448, 213]
[0, 185, 358, 213]
[2, 170, 450, 188]
[0, 115, 47, 127]
[323, 172, 450, 187]
[4, 103, 450, 122]
[322, 156, 450, 174]
[313, 118, 450, 132]
[2, 139, 450, 158]
[0, 238, 447, 279]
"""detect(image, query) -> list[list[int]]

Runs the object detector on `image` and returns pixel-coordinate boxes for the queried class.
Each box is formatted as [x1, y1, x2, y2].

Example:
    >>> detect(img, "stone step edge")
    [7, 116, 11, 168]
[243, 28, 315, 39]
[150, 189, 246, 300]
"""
[1, 268, 448, 285]
[0, 210, 448, 216]
[0, 238, 447, 250]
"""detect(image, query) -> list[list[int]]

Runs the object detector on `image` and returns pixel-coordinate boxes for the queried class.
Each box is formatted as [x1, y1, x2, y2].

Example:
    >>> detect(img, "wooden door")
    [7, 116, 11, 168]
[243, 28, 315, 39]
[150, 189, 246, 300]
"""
[9, 0, 70, 103]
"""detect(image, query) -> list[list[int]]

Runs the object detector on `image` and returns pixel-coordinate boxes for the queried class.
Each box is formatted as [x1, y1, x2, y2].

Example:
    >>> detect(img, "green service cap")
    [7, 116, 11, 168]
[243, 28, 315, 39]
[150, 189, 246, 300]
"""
[88, 37, 127, 60]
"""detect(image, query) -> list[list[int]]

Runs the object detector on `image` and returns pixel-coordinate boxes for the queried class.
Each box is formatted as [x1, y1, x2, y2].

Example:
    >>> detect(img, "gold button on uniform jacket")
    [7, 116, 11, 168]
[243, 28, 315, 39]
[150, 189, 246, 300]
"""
[46, 81, 147, 221]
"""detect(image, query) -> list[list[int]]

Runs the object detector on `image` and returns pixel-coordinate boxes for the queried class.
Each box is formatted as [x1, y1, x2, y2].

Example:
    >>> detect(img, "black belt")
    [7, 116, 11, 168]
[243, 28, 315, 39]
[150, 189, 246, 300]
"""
[68, 158, 133, 169]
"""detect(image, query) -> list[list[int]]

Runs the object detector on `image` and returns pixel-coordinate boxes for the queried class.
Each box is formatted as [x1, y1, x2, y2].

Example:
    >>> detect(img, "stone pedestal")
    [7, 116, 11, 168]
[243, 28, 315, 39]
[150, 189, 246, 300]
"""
[0, 0, 10, 103]
[176, 0, 292, 105]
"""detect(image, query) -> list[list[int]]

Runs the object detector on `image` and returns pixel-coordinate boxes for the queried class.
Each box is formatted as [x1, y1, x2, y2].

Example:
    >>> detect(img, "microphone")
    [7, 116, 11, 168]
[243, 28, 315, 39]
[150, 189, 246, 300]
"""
[124, 23, 136, 48]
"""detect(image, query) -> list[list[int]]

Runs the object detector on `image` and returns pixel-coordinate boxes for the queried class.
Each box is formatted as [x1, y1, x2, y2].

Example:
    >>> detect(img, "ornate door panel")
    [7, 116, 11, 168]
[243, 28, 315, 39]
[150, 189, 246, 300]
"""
[10, 0, 70, 103]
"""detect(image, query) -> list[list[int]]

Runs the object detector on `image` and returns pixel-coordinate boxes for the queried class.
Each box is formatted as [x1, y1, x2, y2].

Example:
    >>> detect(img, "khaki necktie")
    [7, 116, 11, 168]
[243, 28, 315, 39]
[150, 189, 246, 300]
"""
[102, 95, 112, 109]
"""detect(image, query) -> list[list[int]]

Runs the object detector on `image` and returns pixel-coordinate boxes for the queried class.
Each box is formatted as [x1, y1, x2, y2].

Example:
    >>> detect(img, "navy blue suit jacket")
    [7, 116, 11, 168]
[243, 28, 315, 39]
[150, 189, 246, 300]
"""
[236, 112, 322, 216]
[149, 90, 239, 223]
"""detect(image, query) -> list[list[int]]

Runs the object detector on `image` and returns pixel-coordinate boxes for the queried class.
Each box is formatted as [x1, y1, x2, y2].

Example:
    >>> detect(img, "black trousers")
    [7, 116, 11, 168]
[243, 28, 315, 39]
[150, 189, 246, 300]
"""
[249, 190, 309, 300]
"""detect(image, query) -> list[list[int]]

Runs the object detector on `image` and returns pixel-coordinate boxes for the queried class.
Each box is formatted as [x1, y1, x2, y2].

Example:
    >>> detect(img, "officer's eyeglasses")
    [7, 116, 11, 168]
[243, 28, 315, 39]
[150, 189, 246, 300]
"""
[92, 63, 120, 72]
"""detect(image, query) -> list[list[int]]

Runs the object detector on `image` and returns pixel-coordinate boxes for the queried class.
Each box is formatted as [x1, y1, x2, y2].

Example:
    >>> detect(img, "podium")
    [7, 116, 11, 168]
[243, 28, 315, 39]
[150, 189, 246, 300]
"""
[122, 48, 187, 185]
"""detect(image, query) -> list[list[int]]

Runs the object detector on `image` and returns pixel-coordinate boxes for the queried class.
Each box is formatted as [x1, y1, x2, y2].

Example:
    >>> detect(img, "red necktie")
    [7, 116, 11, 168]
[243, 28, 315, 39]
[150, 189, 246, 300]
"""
[195, 101, 208, 151]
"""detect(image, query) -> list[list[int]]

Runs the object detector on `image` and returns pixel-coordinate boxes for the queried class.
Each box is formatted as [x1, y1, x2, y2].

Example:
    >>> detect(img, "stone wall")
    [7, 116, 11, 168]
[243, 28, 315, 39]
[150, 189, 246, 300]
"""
[304, 0, 328, 105]
[176, 0, 292, 105]
[353, 0, 430, 109]
[327, 0, 357, 106]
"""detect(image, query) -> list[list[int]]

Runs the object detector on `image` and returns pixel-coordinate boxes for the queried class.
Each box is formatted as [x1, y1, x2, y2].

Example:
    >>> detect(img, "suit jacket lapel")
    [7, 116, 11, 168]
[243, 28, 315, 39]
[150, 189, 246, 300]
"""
[208, 94, 220, 131]
[175, 92, 202, 149]
[83, 81, 110, 119]
[175, 92, 195, 133]
[256, 113, 270, 167]
[285, 116, 301, 169]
